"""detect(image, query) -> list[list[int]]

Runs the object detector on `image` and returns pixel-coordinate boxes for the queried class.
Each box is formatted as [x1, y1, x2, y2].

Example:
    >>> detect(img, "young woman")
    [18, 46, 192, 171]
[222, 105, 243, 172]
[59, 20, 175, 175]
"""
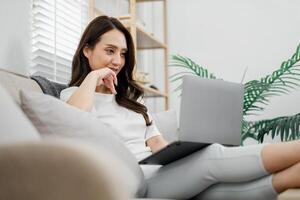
[61, 15, 300, 200]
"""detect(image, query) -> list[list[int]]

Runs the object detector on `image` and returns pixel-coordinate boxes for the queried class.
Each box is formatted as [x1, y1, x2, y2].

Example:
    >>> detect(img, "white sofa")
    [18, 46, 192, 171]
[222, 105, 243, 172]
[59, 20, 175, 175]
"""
[3, 68, 295, 200]
[0, 68, 178, 200]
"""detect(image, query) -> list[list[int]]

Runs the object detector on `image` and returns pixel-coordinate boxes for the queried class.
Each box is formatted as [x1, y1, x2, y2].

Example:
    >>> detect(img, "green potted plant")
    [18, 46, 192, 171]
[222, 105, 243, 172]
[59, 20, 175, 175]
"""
[170, 44, 300, 144]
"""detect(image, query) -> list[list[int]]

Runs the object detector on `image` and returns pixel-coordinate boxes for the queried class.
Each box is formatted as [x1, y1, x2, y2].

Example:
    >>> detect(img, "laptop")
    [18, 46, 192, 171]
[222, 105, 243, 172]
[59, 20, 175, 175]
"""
[138, 75, 244, 165]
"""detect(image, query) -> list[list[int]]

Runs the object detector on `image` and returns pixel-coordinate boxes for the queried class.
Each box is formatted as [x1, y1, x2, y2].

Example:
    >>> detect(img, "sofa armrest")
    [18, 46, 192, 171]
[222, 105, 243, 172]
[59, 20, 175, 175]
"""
[278, 189, 300, 200]
[0, 140, 130, 200]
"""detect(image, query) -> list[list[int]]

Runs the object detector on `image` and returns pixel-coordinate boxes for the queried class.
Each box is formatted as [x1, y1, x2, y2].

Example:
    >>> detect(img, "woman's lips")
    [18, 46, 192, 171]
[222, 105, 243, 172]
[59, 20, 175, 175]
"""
[109, 68, 118, 73]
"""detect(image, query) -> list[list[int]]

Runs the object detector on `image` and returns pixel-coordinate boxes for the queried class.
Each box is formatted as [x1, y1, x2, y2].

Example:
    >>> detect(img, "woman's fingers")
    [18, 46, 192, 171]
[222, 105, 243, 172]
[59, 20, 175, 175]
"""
[105, 68, 117, 86]
[113, 73, 118, 86]
[103, 75, 117, 94]
[97, 78, 103, 86]
[104, 68, 118, 86]
[95, 68, 118, 93]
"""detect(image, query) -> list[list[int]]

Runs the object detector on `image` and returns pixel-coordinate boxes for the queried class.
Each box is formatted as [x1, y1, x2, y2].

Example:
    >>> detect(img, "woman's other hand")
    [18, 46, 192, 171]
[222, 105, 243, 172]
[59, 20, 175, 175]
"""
[146, 135, 169, 153]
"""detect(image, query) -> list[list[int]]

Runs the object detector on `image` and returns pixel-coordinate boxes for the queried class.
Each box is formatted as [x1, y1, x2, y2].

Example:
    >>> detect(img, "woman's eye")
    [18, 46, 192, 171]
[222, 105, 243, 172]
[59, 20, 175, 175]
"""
[106, 49, 114, 54]
[121, 52, 126, 57]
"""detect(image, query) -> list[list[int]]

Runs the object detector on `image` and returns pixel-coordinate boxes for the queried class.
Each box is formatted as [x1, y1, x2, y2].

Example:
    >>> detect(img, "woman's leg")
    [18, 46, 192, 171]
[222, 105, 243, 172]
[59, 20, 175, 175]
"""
[144, 143, 269, 199]
[261, 140, 300, 193]
[191, 162, 300, 200]
[194, 141, 300, 195]
[272, 161, 300, 193]
[192, 175, 277, 200]
[262, 140, 300, 173]
[144, 140, 300, 199]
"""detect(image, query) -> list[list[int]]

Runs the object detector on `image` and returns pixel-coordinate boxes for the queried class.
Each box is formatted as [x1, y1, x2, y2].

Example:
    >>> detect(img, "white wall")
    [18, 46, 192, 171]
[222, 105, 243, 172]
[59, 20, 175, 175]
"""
[95, 0, 129, 16]
[168, 0, 300, 144]
[0, 0, 31, 75]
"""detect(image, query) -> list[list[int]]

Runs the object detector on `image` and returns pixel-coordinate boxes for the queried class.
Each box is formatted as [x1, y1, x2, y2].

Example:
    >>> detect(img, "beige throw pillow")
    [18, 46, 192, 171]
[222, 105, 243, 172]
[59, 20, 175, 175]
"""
[19, 91, 146, 197]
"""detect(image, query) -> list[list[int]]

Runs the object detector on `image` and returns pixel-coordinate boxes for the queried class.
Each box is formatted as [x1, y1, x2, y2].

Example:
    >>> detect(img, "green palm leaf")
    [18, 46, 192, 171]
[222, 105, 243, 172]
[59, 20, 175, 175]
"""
[250, 113, 300, 143]
[243, 44, 300, 115]
[169, 55, 217, 84]
[241, 120, 258, 144]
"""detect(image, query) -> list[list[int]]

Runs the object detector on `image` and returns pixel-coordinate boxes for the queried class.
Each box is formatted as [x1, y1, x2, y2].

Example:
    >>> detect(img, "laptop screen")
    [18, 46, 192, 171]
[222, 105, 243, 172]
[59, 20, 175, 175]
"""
[179, 76, 244, 146]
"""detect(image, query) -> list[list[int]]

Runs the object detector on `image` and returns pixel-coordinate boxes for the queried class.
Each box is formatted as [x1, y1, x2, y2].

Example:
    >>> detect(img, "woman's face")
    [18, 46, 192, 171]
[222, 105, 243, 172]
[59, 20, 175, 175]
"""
[83, 29, 127, 75]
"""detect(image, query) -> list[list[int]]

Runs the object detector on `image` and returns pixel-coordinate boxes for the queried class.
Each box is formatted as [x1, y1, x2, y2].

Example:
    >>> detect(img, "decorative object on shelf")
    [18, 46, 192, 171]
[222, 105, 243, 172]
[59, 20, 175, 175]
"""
[149, 84, 159, 90]
[135, 71, 151, 84]
[170, 44, 300, 144]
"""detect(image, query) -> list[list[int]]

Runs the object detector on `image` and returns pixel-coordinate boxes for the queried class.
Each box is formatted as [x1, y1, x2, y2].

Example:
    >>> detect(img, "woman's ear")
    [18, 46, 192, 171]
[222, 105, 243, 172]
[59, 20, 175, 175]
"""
[83, 46, 90, 59]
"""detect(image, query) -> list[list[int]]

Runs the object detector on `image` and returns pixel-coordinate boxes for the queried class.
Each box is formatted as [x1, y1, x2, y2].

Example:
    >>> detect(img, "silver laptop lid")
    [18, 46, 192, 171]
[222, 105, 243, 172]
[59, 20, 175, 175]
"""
[179, 75, 244, 146]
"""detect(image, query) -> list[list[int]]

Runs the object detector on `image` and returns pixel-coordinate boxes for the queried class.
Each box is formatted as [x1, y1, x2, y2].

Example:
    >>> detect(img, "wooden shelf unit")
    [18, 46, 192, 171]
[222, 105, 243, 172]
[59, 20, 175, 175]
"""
[139, 84, 168, 97]
[121, 20, 167, 49]
[136, 0, 165, 2]
[89, 0, 169, 110]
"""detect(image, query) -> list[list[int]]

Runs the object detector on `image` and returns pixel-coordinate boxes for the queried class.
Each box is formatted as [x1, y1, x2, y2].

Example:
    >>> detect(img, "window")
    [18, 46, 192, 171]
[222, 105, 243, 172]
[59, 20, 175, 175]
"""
[31, 0, 88, 83]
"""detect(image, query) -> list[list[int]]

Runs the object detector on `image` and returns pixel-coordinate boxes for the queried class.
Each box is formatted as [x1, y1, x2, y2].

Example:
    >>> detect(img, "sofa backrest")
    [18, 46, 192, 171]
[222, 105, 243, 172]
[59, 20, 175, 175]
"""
[0, 69, 42, 104]
[0, 69, 42, 143]
[0, 84, 40, 144]
[0, 68, 180, 143]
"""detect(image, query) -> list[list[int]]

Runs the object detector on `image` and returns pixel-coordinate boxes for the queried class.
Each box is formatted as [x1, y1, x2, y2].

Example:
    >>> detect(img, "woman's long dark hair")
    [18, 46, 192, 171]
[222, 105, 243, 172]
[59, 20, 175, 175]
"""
[69, 15, 151, 126]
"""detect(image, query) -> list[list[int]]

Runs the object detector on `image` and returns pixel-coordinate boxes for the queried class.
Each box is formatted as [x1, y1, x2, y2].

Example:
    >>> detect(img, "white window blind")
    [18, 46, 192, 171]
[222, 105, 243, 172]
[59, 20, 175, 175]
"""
[31, 0, 88, 83]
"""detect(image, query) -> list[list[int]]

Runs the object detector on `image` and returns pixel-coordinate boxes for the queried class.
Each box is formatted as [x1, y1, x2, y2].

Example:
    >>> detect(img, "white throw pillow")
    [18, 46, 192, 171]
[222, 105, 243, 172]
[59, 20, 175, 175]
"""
[19, 91, 146, 197]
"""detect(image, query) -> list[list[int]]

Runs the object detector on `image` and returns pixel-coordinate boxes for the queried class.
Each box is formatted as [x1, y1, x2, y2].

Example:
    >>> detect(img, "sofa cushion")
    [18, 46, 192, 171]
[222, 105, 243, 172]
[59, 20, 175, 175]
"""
[31, 75, 67, 98]
[0, 85, 40, 144]
[152, 110, 179, 142]
[19, 91, 146, 197]
[0, 141, 132, 200]
[0, 69, 42, 104]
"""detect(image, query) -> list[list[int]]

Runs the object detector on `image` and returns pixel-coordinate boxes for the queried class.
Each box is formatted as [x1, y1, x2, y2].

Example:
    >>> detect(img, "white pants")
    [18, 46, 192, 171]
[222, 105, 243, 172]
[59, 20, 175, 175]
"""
[141, 143, 278, 200]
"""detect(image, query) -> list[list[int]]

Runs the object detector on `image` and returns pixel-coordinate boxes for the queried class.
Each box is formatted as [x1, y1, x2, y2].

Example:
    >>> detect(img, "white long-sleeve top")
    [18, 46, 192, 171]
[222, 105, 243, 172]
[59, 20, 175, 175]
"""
[60, 86, 161, 161]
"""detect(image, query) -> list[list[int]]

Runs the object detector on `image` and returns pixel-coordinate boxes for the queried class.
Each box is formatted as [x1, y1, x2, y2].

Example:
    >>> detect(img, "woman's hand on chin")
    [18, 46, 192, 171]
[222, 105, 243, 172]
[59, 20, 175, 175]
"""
[92, 68, 118, 94]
